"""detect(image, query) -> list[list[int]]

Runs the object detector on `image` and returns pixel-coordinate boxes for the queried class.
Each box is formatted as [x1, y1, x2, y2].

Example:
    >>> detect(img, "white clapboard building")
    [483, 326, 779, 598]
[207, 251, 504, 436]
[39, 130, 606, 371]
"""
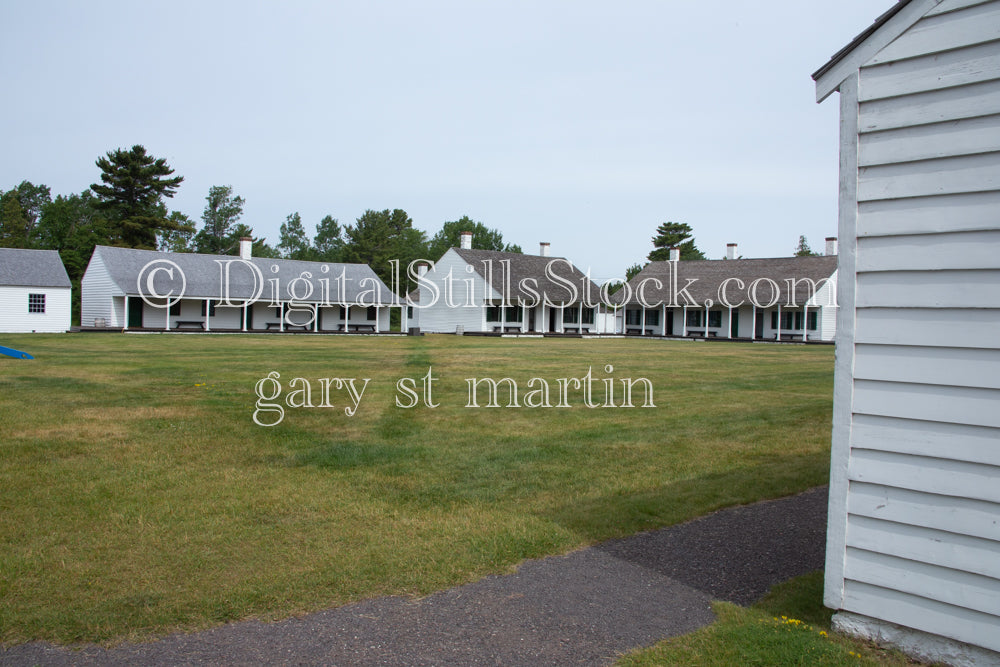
[814, 0, 1000, 664]
[0, 248, 72, 333]
[81, 240, 400, 333]
[415, 232, 611, 334]
[616, 242, 839, 341]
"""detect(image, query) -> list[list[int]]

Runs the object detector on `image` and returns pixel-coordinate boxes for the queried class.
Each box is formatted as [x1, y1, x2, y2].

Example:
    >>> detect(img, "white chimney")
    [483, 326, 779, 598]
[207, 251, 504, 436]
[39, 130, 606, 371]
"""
[726, 243, 737, 260]
[825, 237, 838, 256]
[417, 262, 428, 277]
[669, 246, 680, 262]
[239, 237, 253, 260]
[460, 231, 473, 250]
[540, 242, 550, 257]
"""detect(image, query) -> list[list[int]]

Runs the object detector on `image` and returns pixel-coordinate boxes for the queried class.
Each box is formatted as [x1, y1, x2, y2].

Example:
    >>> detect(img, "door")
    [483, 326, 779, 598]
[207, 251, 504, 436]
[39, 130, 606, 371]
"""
[666, 310, 674, 336]
[127, 297, 143, 328]
[528, 308, 536, 332]
[730, 312, 739, 338]
[754, 312, 764, 338]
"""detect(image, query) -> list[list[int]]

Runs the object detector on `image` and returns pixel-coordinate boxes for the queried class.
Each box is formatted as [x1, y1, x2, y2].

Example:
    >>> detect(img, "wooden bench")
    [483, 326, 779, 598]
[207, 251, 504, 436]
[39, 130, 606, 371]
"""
[777, 333, 804, 341]
[687, 330, 718, 338]
[626, 328, 654, 336]
[175, 320, 205, 330]
[348, 324, 376, 332]
[563, 327, 579, 334]
[265, 322, 282, 330]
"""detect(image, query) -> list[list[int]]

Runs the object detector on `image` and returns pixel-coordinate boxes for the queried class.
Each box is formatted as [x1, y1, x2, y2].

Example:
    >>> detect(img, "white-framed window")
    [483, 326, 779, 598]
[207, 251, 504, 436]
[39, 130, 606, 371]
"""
[28, 293, 45, 314]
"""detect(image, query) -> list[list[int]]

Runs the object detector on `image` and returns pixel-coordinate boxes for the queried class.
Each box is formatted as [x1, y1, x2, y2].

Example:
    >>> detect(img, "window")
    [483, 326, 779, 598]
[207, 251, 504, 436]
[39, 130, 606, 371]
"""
[274, 306, 283, 319]
[486, 306, 501, 323]
[582, 308, 595, 325]
[645, 309, 660, 326]
[686, 310, 702, 327]
[505, 306, 522, 322]
[770, 311, 795, 329]
[200, 301, 216, 317]
[28, 293, 45, 314]
[171, 301, 182, 316]
[808, 311, 818, 330]
[366, 306, 377, 320]
[707, 310, 722, 328]
[625, 309, 642, 326]
[563, 308, 579, 324]
[407, 306, 413, 318]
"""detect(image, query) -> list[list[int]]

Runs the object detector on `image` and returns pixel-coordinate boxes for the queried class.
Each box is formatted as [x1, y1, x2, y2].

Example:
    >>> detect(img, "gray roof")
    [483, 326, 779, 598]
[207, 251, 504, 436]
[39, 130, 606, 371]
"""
[453, 248, 602, 305]
[812, 0, 911, 81]
[617, 255, 838, 307]
[0, 248, 72, 288]
[92, 246, 400, 304]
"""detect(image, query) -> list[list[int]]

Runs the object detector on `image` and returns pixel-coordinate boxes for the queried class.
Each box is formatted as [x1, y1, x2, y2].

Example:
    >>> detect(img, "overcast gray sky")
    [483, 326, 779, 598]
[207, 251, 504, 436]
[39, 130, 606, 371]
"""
[1, 1, 888, 282]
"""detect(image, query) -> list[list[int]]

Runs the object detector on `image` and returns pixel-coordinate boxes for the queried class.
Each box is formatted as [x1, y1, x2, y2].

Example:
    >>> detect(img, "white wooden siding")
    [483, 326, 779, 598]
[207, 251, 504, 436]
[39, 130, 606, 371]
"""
[824, 1, 1000, 657]
[0, 286, 71, 333]
[81, 249, 120, 327]
[418, 249, 492, 333]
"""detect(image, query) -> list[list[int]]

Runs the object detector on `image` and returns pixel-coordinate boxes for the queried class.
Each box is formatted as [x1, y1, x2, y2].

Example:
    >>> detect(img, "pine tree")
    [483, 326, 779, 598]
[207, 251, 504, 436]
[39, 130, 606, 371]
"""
[647, 221, 705, 261]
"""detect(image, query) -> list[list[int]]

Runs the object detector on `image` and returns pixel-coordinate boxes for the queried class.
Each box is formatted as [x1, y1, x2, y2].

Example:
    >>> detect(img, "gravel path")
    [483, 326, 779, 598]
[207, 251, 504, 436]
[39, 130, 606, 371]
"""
[2, 486, 828, 666]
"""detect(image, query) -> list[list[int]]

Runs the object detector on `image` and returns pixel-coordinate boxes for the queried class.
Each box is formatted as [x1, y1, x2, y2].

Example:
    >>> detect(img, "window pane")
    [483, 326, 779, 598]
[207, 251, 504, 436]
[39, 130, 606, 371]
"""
[708, 310, 722, 327]
[28, 293, 45, 314]
[582, 308, 595, 324]
[686, 311, 701, 327]
[646, 309, 660, 326]
[808, 311, 818, 330]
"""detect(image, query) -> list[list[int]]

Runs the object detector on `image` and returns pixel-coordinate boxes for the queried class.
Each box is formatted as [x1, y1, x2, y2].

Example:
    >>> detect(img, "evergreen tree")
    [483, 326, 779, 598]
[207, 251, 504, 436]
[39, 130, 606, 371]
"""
[278, 212, 311, 259]
[193, 185, 245, 254]
[647, 221, 705, 262]
[342, 208, 428, 289]
[313, 215, 345, 262]
[90, 145, 187, 249]
[425, 216, 521, 259]
[794, 235, 818, 257]
[0, 181, 51, 247]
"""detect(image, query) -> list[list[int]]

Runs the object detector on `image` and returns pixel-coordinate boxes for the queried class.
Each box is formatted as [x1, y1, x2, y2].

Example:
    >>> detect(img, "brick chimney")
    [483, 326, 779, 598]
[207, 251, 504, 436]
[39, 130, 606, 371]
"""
[540, 242, 550, 257]
[239, 237, 253, 260]
[460, 231, 473, 249]
[825, 237, 838, 256]
[726, 243, 737, 260]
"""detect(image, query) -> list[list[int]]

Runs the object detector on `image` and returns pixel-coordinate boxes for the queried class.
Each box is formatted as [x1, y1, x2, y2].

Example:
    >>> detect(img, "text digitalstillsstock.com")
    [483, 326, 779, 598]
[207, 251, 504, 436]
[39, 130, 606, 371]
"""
[253, 366, 655, 426]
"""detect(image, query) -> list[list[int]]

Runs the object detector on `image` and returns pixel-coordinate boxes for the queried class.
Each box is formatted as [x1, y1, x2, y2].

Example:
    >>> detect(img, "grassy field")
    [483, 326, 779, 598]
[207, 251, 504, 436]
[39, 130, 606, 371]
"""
[617, 572, 923, 666]
[0, 333, 833, 645]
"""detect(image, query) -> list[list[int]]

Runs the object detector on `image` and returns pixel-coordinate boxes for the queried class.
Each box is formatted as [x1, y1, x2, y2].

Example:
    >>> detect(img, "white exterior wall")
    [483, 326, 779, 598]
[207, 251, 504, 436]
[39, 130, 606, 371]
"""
[81, 250, 120, 327]
[418, 249, 491, 333]
[822, 1, 1000, 661]
[0, 286, 71, 333]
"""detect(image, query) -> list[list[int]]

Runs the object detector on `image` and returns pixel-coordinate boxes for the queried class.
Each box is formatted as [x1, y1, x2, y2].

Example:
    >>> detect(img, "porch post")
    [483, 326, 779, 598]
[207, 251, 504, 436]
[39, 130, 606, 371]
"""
[682, 305, 687, 336]
[205, 299, 211, 332]
[641, 307, 646, 336]
[344, 304, 350, 332]
[727, 306, 733, 339]
[776, 304, 781, 341]
[374, 306, 380, 333]
[242, 304, 248, 332]
[314, 304, 319, 332]
[704, 303, 708, 338]
[279, 302, 285, 332]
[123, 295, 129, 331]
[802, 305, 808, 342]
[751, 304, 756, 341]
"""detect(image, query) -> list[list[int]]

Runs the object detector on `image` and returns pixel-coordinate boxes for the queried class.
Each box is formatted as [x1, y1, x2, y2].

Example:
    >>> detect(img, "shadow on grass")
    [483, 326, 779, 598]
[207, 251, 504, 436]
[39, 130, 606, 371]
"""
[543, 451, 830, 542]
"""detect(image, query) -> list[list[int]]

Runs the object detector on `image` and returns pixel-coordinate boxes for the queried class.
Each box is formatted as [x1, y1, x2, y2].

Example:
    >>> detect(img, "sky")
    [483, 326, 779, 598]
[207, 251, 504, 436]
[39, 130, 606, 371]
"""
[1, 1, 890, 284]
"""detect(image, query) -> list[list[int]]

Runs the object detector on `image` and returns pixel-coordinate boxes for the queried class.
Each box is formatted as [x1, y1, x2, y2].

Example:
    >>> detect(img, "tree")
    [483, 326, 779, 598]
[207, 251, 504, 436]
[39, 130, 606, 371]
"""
[313, 215, 345, 262]
[0, 181, 51, 247]
[35, 190, 109, 280]
[647, 221, 705, 262]
[158, 212, 196, 253]
[342, 208, 428, 289]
[625, 263, 644, 281]
[425, 216, 522, 259]
[193, 185, 245, 254]
[230, 223, 279, 258]
[278, 212, 311, 259]
[794, 235, 818, 257]
[90, 145, 187, 248]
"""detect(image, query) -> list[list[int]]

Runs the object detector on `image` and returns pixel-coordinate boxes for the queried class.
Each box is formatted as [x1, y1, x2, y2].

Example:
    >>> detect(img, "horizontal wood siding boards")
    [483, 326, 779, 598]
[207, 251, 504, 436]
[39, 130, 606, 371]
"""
[859, 78, 1000, 132]
[858, 151, 1000, 201]
[852, 414, 1000, 467]
[418, 250, 489, 334]
[853, 379, 1000, 427]
[848, 481, 1000, 541]
[859, 113, 1000, 166]
[857, 230, 1000, 271]
[858, 191, 1000, 237]
[848, 448, 1000, 503]
[81, 250, 118, 327]
[927, 0, 996, 16]
[842, 580, 1000, 652]
[856, 269, 1000, 308]
[854, 307, 1000, 347]
[859, 40, 1000, 102]
[845, 547, 1000, 617]
[846, 515, 1000, 580]
[854, 343, 1000, 388]
[871, 3, 1000, 65]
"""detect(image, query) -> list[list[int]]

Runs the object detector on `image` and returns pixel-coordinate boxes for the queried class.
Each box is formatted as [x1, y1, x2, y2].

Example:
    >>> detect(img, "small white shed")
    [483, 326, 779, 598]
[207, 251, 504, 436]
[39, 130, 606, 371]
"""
[815, 1, 1000, 665]
[0, 248, 72, 333]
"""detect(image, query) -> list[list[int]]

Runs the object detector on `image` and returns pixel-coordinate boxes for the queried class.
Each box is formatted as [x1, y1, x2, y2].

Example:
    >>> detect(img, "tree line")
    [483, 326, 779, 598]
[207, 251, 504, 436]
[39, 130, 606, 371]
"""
[0, 145, 523, 298]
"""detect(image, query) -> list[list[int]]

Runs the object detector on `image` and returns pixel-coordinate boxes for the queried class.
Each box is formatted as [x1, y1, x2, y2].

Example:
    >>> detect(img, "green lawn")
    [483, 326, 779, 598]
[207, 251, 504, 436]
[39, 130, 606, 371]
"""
[0, 333, 833, 645]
